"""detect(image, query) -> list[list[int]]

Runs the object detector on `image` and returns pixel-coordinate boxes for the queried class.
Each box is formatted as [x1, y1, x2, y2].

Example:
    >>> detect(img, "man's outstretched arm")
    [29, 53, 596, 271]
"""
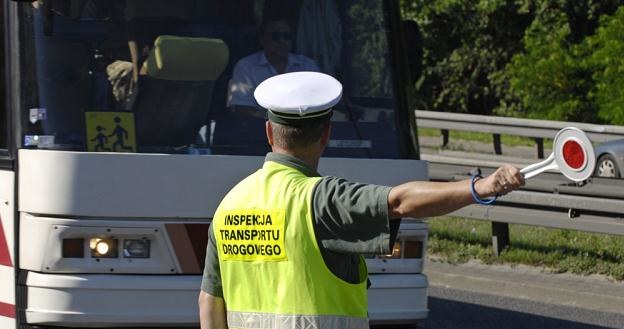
[388, 164, 524, 219]
[199, 290, 227, 329]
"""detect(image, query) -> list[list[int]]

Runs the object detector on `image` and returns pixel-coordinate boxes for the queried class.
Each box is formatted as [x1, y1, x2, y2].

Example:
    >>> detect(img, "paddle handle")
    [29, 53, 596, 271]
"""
[520, 153, 558, 179]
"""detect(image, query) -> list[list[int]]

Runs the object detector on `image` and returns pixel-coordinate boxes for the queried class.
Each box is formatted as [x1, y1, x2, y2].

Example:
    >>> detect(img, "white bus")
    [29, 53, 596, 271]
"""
[0, 0, 429, 327]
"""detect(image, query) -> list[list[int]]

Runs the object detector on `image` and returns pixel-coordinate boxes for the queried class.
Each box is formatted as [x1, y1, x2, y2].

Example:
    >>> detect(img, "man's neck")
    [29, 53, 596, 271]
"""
[264, 52, 288, 74]
[271, 147, 320, 171]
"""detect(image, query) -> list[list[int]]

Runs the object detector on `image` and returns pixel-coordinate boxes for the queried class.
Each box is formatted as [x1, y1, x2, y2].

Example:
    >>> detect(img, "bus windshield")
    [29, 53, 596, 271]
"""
[17, 0, 403, 158]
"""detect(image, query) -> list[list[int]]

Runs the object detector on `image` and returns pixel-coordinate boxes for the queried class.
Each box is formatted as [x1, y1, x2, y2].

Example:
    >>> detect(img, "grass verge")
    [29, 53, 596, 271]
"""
[427, 217, 624, 281]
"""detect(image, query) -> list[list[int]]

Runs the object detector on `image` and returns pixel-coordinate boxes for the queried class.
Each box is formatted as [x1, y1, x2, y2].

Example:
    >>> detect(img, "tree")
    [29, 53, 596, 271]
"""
[504, 11, 595, 121]
[503, 0, 623, 123]
[585, 6, 624, 124]
[401, 0, 531, 115]
[402, 0, 624, 124]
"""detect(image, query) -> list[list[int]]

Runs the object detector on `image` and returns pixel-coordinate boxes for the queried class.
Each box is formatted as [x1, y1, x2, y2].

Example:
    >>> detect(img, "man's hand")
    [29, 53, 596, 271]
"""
[475, 165, 525, 198]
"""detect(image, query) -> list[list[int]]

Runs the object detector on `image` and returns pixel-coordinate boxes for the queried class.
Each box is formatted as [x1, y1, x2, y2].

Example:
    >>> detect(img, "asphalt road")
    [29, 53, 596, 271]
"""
[419, 286, 624, 329]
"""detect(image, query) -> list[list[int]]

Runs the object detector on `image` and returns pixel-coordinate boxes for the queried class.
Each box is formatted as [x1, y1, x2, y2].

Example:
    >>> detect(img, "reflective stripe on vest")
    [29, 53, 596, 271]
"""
[227, 311, 369, 329]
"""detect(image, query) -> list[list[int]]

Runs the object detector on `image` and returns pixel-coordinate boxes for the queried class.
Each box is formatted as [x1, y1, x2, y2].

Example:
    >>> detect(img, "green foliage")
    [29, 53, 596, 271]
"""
[502, 1, 623, 122]
[345, 2, 393, 98]
[585, 7, 624, 124]
[402, 0, 624, 124]
[505, 11, 596, 122]
[401, 0, 530, 114]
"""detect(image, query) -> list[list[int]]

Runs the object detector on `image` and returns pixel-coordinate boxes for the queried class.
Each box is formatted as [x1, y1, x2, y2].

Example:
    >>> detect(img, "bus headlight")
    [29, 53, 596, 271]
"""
[378, 240, 424, 259]
[123, 239, 150, 258]
[380, 241, 402, 259]
[90, 238, 118, 258]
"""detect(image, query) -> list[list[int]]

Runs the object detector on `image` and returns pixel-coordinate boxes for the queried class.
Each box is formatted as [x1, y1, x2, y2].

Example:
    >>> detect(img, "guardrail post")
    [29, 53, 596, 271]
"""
[491, 221, 509, 256]
[493, 134, 502, 155]
[442, 129, 449, 147]
[535, 138, 544, 159]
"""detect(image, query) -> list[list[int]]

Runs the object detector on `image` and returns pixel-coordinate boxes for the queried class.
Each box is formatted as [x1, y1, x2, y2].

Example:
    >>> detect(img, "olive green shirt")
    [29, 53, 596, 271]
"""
[201, 153, 398, 297]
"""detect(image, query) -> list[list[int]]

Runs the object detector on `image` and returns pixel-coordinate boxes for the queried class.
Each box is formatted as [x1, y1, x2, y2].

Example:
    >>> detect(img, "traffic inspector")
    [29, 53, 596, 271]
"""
[198, 71, 524, 329]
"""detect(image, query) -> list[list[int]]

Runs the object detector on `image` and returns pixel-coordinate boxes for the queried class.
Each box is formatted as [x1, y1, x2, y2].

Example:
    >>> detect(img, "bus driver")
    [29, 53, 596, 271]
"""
[227, 18, 319, 118]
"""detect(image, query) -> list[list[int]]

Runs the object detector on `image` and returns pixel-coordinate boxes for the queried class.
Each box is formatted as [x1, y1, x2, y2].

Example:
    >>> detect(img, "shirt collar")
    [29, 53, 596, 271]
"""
[258, 52, 270, 65]
[264, 152, 320, 177]
[258, 52, 300, 67]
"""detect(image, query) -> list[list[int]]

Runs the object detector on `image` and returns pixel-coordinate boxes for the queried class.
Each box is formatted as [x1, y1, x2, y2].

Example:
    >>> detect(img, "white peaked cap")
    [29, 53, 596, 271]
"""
[254, 71, 342, 125]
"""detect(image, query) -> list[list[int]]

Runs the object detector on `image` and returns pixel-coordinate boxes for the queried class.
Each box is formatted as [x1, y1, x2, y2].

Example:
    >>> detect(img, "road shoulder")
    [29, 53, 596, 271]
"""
[425, 259, 624, 315]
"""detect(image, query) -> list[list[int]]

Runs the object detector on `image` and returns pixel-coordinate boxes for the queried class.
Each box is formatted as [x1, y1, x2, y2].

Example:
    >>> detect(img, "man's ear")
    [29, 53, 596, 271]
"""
[320, 122, 331, 147]
[266, 121, 274, 146]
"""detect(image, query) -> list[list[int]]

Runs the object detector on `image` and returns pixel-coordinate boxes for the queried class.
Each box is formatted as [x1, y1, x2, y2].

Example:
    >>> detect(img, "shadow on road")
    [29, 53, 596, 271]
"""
[419, 296, 618, 329]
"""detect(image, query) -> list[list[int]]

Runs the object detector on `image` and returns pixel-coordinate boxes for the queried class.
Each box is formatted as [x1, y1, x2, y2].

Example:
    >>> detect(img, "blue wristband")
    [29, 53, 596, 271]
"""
[470, 174, 497, 205]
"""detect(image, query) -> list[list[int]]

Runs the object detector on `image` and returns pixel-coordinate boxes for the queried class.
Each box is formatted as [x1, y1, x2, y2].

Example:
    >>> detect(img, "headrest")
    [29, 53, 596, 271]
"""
[144, 35, 229, 81]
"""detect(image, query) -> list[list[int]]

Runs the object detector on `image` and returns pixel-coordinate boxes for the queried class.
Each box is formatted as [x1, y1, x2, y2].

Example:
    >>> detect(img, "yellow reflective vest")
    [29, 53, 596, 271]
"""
[213, 160, 369, 329]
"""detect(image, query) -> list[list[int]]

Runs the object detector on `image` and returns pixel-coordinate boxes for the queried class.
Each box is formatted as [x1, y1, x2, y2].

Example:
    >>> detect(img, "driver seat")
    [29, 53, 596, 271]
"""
[134, 35, 229, 149]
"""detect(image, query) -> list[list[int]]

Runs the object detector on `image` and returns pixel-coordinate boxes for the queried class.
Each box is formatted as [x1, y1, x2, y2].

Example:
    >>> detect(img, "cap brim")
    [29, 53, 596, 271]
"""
[268, 108, 333, 126]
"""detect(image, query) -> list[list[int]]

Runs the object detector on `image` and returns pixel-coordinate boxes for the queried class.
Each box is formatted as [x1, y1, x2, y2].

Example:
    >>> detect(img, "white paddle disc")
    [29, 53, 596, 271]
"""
[520, 127, 595, 182]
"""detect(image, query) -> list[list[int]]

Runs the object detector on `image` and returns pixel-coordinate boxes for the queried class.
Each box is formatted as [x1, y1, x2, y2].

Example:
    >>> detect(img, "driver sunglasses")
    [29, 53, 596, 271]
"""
[264, 32, 293, 41]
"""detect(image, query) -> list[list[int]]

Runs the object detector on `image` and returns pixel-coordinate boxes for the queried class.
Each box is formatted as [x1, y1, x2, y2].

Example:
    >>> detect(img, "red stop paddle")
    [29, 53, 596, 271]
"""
[520, 127, 595, 182]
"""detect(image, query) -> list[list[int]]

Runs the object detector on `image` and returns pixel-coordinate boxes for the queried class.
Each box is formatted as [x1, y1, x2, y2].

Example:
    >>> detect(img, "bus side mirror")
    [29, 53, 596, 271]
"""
[402, 20, 423, 84]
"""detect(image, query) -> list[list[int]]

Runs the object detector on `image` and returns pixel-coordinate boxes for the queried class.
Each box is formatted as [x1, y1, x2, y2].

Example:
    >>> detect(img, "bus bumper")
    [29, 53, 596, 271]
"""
[368, 273, 429, 325]
[21, 271, 201, 327]
[21, 271, 428, 327]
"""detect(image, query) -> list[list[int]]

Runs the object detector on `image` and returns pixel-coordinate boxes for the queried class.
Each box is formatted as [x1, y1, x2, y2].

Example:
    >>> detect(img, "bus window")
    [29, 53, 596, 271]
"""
[17, 0, 405, 159]
[213, 0, 402, 158]
[297, 1, 400, 159]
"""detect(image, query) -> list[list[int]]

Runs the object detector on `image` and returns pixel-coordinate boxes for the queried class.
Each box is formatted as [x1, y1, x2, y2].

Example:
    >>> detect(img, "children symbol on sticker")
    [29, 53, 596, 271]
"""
[91, 126, 111, 151]
[109, 116, 134, 152]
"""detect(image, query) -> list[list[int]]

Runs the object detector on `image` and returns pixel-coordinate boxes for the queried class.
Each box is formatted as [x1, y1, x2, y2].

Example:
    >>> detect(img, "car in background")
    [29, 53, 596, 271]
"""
[594, 139, 624, 178]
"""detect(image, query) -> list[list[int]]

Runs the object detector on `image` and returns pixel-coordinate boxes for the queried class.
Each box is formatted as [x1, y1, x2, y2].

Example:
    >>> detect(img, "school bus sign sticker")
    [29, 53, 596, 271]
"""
[85, 112, 137, 153]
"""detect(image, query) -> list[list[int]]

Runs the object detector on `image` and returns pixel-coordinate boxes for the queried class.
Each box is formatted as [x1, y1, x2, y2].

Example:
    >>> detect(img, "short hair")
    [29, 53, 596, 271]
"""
[270, 120, 329, 149]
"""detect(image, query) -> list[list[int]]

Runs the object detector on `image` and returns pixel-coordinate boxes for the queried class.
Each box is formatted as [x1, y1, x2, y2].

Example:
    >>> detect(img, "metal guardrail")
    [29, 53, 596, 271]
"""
[427, 157, 624, 229]
[415, 110, 624, 158]
[415, 110, 624, 254]
[415, 110, 624, 142]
